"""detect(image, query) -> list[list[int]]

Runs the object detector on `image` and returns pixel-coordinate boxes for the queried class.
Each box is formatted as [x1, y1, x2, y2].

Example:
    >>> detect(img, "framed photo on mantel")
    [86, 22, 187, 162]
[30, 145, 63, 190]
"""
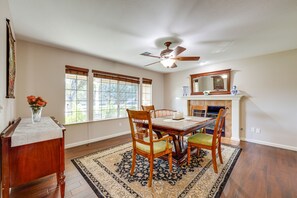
[6, 18, 16, 99]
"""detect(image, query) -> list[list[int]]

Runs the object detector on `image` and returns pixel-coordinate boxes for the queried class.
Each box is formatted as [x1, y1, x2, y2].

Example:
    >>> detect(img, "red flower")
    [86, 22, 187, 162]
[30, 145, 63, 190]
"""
[27, 95, 47, 107]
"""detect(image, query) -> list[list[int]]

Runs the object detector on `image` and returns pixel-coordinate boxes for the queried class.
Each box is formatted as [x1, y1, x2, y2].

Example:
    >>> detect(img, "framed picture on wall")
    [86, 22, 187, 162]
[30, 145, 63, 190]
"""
[6, 19, 16, 98]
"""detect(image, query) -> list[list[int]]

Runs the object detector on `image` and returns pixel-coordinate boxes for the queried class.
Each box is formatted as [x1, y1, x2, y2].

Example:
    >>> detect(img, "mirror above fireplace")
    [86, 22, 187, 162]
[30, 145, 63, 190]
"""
[190, 69, 231, 95]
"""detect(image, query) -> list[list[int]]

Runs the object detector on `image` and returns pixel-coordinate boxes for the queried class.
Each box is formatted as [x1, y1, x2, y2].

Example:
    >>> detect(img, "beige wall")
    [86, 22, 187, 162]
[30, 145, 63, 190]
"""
[16, 40, 164, 147]
[0, 0, 16, 131]
[164, 49, 297, 150]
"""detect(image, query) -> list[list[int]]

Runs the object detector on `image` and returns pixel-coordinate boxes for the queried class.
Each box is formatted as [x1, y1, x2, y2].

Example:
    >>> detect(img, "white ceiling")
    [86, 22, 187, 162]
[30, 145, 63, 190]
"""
[8, 0, 297, 73]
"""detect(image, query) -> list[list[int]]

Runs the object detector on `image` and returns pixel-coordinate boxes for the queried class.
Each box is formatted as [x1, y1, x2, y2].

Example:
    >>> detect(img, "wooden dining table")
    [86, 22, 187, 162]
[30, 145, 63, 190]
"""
[143, 116, 215, 165]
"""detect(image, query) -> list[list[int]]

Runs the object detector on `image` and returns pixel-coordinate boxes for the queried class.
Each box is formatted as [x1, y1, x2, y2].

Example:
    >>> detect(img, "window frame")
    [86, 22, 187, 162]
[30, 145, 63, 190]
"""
[92, 70, 140, 121]
[64, 67, 154, 124]
[64, 65, 89, 124]
[141, 78, 153, 106]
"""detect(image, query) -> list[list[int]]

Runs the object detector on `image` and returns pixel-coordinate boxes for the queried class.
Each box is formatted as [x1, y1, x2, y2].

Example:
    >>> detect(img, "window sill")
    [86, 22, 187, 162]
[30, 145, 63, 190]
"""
[63, 117, 128, 126]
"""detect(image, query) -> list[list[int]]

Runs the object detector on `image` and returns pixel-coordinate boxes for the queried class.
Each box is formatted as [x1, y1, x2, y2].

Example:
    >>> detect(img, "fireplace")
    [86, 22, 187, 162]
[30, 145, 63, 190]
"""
[181, 95, 243, 141]
[207, 105, 225, 116]
[188, 100, 231, 137]
[206, 106, 225, 136]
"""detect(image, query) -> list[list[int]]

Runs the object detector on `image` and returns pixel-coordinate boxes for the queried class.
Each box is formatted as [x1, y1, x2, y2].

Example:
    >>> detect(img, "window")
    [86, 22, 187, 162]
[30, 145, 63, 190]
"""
[93, 70, 139, 120]
[65, 65, 89, 124]
[142, 78, 152, 105]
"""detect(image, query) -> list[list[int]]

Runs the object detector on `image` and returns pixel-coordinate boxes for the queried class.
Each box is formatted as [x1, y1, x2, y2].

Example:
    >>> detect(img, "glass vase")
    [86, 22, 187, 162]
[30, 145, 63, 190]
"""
[30, 106, 43, 123]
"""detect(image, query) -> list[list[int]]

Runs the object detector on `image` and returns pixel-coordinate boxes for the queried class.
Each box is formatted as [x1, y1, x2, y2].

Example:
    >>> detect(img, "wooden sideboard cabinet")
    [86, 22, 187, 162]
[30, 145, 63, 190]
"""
[1, 117, 66, 198]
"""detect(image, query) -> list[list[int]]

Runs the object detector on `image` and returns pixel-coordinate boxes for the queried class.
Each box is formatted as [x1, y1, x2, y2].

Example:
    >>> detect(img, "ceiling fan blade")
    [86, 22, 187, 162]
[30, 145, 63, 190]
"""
[172, 56, 200, 61]
[169, 46, 186, 57]
[144, 61, 160, 67]
[140, 52, 160, 59]
[170, 63, 178, 68]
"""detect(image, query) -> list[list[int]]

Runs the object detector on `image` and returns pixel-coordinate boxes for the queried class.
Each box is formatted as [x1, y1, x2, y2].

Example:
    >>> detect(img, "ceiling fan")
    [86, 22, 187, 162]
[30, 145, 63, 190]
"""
[140, 41, 200, 68]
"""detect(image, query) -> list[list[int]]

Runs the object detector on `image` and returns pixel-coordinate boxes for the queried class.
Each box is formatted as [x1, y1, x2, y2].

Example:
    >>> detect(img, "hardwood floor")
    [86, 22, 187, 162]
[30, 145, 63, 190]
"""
[9, 135, 297, 198]
[221, 141, 297, 198]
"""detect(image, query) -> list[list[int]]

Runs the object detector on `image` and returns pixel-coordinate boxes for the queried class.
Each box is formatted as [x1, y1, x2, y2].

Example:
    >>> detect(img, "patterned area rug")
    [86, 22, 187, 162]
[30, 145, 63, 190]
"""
[72, 143, 241, 198]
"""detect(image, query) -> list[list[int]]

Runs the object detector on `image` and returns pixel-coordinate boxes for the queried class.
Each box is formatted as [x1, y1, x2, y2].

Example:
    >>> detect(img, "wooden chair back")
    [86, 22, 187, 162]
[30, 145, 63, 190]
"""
[190, 105, 208, 117]
[212, 108, 227, 145]
[127, 109, 154, 152]
[154, 109, 176, 118]
[141, 105, 155, 112]
[141, 105, 156, 118]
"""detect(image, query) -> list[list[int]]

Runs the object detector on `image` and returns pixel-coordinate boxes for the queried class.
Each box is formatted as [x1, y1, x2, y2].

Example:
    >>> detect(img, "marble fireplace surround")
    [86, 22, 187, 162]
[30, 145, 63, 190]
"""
[181, 95, 243, 141]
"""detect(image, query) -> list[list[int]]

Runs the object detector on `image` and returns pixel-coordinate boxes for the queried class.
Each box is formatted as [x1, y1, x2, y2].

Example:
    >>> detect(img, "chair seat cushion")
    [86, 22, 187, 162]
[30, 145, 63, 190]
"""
[188, 133, 217, 146]
[136, 138, 172, 154]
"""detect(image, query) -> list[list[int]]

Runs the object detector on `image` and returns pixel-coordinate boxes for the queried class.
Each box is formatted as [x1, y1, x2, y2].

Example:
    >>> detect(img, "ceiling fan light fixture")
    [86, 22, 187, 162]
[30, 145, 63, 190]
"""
[161, 58, 176, 68]
[141, 41, 199, 68]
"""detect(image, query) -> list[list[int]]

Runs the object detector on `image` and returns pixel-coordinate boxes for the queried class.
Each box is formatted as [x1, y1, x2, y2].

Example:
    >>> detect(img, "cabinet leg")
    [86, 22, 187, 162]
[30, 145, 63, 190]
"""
[57, 172, 65, 198]
[2, 186, 9, 198]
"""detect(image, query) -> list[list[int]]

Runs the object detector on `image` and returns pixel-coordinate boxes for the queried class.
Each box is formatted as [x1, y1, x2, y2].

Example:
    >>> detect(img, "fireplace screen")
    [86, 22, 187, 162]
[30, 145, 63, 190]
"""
[206, 106, 225, 136]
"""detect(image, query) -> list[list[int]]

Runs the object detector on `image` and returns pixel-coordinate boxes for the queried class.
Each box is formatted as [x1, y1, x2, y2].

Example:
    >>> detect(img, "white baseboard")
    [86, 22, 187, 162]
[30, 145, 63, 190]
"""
[241, 138, 297, 151]
[65, 131, 130, 149]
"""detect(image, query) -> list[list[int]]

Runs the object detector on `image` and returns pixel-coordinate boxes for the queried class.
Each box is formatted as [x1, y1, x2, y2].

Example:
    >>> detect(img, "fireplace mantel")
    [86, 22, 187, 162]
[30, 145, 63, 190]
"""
[182, 95, 242, 101]
[181, 95, 243, 141]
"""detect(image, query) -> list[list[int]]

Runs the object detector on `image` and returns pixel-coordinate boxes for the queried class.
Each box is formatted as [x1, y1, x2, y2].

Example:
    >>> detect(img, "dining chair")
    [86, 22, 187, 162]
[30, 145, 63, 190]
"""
[147, 109, 177, 138]
[190, 105, 208, 117]
[126, 109, 173, 187]
[154, 109, 176, 118]
[141, 105, 156, 118]
[187, 108, 227, 173]
[190, 105, 208, 133]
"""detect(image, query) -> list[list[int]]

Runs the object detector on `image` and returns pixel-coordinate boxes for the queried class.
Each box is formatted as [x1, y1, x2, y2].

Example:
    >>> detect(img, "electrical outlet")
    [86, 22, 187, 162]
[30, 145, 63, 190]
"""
[119, 122, 122, 126]
[251, 127, 255, 132]
[255, 128, 261, 134]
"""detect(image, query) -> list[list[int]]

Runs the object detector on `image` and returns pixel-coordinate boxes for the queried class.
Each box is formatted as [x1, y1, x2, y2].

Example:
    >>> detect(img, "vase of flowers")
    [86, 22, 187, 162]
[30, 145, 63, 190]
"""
[27, 95, 47, 123]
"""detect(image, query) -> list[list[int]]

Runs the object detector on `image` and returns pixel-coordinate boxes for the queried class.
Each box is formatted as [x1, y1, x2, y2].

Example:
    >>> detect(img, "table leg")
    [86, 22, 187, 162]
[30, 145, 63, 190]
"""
[168, 134, 197, 165]
[57, 172, 65, 198]
[155, 131, 194, 165]
[171, 135, 182, 157]
[171, 134, 190, 165]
